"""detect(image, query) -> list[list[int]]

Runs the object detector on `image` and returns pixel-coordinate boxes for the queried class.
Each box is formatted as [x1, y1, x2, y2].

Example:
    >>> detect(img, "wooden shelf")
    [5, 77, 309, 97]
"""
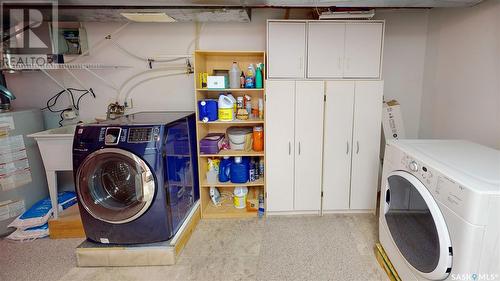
[203, 203, 257, 219]
[196, 88, 264, 92]
[197, 119, 264, 124]
[194, 50, 266, 219]
[200, 149, 264, 157]
[201, 178, 265, 187]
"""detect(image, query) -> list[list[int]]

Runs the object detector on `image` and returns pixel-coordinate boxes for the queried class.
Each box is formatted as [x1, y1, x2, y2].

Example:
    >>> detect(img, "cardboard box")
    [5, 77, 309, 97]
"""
[382, 100, 405, 141]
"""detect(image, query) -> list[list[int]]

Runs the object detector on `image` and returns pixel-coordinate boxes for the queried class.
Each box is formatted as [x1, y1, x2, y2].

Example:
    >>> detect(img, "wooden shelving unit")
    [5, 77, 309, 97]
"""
[194, 50, 266, 219]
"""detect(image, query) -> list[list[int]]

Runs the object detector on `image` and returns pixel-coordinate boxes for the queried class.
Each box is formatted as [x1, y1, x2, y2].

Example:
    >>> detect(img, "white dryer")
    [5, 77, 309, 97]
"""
[379, 140, 500, 280]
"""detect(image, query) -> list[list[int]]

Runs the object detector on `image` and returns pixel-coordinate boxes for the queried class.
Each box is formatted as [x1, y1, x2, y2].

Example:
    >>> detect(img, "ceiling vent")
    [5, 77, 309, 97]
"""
[319, 9, 375, 20]
[121, 12, 176, 22]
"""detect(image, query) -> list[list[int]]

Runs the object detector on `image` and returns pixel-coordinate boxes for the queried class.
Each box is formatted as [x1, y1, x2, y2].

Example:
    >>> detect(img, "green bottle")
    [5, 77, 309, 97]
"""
[255, 63, 263, 89]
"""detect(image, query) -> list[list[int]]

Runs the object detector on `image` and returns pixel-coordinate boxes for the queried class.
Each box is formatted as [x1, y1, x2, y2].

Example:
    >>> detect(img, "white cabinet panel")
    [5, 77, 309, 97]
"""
[294, 81, 324, 211]
[307, 22, 345, 78]
[350, 81, 384, 210]
[344, 23, 383, 78]
[323, 81, 355, 210]
[267, 22, 306, 78]
[265, 80, 296, 212]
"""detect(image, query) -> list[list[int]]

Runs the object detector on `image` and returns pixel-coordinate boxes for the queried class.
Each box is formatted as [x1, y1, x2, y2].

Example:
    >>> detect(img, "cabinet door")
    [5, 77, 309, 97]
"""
[307, 22, 345, 78]
[294, 81, 324, 211]
[344, 23, 383, 78]
[322, 81, 355, 210]
[267, 22, 306, 79]
[265, 80, 296, 212]
[350, 81, 384, 210]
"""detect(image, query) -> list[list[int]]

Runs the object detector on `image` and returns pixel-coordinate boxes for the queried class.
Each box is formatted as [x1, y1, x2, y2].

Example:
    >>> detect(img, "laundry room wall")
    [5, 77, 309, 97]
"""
[420, 0, 500, 149]
[7, 8, 429, 136]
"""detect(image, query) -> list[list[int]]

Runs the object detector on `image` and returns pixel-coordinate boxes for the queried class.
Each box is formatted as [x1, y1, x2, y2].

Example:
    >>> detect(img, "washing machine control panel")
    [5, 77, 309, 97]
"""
[104, 128, 121, 145]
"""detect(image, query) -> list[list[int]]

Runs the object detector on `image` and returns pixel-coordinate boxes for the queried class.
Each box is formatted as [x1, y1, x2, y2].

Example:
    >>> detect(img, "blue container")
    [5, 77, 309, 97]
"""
[219, 157, 232, 182]
[230, 157, 249, 183]
[198, 99, 218, 122]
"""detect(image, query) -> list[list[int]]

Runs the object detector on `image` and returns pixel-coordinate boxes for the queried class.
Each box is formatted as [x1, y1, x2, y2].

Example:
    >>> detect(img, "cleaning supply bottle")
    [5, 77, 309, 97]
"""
[230, 156, 249, 183]
[258, 98, 264, 120]
[245, 64, 255, 88]
[258, 192, 265, 218]
[218, 95, 234, 121]
[240, 71, 245, 88]
[219, 157, 231, 182]
[229, 62, 240, 89]
[255, 63, 263, 89]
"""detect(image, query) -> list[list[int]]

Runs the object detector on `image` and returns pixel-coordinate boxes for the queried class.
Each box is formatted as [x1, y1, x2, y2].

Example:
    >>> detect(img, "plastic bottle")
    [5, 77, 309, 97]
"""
[245, 64, 255, 88]
[230, 156, 249, 183]
[258, 98, 264, 120]
[218, 95, 234, 121]
[240, 71, 245, 88]
[258, 192, 265, 218]
[219, 157, 231, 182]
[229, 62, 240, 89]
[255, 64, 263, 89]
[254, 157, 260, 180]
[249, 158, 256, 182]
[253, 126, 264, 152]
[259, 158, 264, 178]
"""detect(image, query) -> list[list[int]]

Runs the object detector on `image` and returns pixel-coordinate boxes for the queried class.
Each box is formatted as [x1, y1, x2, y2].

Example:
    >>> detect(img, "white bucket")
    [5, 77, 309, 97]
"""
[227, 126, 253, 151]
[233, 186, 248, 209]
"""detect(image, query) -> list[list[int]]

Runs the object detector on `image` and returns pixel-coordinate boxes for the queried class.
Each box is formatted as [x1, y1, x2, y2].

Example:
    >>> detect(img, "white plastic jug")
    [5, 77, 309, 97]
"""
[218, 95, 234, 121]
[229, 62, 240, 89]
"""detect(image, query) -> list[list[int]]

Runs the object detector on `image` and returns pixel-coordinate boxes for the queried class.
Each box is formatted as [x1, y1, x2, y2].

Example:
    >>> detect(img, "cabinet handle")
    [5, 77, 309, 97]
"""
[356, 141, 360, 154]
[298, 142, 301, 155]
[346, 141, 349, 154]
[288, 141, 291, 155]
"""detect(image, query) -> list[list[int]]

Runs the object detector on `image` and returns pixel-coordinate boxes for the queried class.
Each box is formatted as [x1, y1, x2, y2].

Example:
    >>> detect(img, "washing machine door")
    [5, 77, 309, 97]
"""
[383, 170, 453, 280]
[76, 148, 156, 224]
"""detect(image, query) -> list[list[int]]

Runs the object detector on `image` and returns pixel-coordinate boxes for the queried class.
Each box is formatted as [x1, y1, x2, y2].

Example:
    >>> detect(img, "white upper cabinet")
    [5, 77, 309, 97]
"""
[267, 21, 306, 79]
[344, 22, 384, 78]
[307, 22, 346, 78]
[268, 20, 384, 80]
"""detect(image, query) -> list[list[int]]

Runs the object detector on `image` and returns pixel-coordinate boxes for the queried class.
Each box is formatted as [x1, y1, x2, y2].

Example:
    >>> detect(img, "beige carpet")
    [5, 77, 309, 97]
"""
[0, 214, 387, 281]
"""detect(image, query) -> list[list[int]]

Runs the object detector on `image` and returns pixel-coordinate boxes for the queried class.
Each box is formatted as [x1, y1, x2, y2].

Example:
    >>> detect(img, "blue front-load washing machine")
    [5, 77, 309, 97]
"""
[73, 111, 199, 244]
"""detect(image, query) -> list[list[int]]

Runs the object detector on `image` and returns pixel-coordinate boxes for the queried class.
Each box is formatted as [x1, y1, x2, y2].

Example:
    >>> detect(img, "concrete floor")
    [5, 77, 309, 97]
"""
[0, 214, 387, 281]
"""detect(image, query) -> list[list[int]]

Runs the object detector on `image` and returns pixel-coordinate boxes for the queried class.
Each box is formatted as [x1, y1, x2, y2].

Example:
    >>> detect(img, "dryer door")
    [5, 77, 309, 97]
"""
[383, 170, 453, 280]
[76, 148, 156, 224]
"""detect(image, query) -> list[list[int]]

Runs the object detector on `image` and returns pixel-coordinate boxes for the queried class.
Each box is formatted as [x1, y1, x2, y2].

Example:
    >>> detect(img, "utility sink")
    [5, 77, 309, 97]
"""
[28, 125, 76, 218]
[28, 125, 76, 171]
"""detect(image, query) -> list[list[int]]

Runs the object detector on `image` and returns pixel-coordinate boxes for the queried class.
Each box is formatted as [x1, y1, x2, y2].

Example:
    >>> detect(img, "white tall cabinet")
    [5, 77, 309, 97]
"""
[266, 80, 324, 213]
[322, 81, 384, 211]
[266, 20, 385, 214]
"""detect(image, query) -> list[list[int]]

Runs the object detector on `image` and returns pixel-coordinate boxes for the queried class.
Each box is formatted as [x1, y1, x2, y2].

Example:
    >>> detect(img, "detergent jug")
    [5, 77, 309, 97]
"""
[230, 157, 249, 183]
[219, 157, 232, 182]
[198, 99, 218, 122]
[218, 95, 234, 121]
